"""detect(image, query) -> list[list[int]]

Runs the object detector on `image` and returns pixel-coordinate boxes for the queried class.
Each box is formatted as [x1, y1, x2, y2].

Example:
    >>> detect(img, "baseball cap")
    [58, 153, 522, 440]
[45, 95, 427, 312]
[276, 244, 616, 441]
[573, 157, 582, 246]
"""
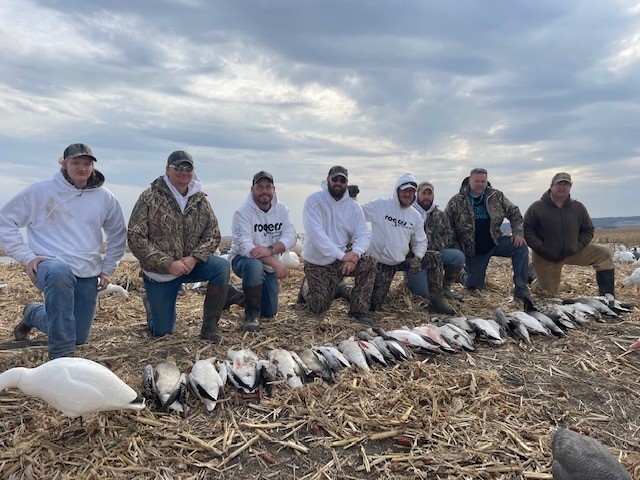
[399, 181, 417, 190]
[167, 150, 194, 167]
[252, 170, 274, 185]
[418, 181, 434, 193]
[328, 165, 348, 179]
[552, 172, 572, 184]
[63, 143, 97, 162]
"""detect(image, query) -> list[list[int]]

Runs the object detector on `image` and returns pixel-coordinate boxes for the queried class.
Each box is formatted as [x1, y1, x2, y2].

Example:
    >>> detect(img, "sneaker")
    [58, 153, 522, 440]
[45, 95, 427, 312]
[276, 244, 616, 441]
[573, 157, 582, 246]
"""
[349, 312, 375, 325]
[14, 303, 36, 341]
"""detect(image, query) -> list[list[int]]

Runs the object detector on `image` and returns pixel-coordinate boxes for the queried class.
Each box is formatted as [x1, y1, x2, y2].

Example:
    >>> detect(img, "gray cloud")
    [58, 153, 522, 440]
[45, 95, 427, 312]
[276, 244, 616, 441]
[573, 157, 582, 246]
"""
[0, 0, 639, 233]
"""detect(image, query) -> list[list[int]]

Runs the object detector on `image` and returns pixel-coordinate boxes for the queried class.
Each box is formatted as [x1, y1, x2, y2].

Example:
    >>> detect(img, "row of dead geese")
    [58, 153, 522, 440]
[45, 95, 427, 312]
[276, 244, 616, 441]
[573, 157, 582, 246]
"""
[142, 294, 632, 416]
[0, 295, 631, 419]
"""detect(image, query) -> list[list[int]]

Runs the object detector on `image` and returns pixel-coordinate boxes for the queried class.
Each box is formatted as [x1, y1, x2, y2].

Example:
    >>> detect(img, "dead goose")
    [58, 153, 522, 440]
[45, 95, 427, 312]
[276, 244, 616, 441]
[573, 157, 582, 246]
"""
[268, 348, 305, 388]
[143, 357, 188, 416]
[437, 323, 476, 351]
[188, 357, 227, 412]
[312, 345, 351, 371]
[338, 339, 371, 372]
[0, 357, 145, 419]
[296, 348, 335, 382]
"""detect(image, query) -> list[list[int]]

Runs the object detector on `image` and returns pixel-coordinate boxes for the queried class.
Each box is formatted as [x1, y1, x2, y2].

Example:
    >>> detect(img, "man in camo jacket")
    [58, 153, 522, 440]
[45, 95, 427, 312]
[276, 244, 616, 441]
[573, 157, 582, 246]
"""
[445, 168, 531, 306]
[128, 151, 230, 341]
[407, 181, 466, 303]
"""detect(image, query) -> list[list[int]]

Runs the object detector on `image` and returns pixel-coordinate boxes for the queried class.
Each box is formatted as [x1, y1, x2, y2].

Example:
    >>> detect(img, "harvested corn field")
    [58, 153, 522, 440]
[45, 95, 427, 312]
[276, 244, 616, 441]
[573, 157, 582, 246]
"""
[0, 231, 639, 479]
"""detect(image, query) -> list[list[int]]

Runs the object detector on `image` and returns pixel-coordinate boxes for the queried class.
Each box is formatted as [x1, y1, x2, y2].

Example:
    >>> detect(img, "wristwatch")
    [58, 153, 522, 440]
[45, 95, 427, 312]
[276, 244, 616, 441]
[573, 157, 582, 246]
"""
[268, 245, 274, 252]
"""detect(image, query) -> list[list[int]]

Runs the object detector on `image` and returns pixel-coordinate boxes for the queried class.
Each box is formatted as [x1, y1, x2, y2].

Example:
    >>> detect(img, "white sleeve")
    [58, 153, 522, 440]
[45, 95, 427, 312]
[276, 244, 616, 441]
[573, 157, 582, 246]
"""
[349, 203, 370, 256]
[101, 194, 127, 275]
[303, 195, 344, 261]
[0, 192, 37, 267]
[231, 207, 257, 257]
[278, 206, 298, 250]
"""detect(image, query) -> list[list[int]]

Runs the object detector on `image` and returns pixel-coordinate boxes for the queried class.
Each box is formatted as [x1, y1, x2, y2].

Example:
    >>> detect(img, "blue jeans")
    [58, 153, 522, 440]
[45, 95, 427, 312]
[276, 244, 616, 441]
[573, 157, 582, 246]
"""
[24, 259, 98, 359]
[143, 256, 230, 337]
[231, 256, 279, 317]
[405, 249, 466, 297]
[464, 236, 529, 297]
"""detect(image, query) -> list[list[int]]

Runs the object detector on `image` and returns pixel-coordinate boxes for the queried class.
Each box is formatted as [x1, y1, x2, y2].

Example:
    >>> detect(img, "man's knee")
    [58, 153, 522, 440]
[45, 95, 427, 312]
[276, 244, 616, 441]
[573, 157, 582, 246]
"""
[204, 256, 231, 283]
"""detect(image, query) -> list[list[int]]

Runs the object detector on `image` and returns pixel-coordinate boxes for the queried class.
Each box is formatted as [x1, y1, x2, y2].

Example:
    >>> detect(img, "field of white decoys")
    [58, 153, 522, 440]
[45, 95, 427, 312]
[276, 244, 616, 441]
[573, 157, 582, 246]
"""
[0, 230, 640, 480]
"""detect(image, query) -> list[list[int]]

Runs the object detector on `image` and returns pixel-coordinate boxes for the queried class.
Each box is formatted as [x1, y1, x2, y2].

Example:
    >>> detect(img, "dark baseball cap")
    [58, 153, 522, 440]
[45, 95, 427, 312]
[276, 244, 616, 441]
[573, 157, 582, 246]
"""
[328, 165, 348, 179]
[63, 143, 97, 162]
[252, 170, 274, 185]
[167, 150, 194, 167]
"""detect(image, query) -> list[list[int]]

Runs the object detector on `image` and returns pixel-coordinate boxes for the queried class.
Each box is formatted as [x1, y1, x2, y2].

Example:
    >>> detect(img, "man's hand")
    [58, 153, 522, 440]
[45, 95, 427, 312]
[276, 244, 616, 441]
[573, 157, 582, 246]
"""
[26, 258, 45, 285]
[97, 273, 111, 291]
[407, 256, 422, 275]
[180, 256, 198, 273]
[340, 260, 357, 275]
[250, 245, 272, 259]
[168, 260, 191, 277]
[272, 261, 288, 280]
[512, 235, 526, 248]
[342, 251, 360, 264]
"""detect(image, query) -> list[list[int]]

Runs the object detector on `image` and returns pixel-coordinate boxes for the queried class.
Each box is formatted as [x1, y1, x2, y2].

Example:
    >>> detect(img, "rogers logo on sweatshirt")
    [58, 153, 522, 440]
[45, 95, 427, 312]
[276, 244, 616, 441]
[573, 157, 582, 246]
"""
[254, 222, 283, 236]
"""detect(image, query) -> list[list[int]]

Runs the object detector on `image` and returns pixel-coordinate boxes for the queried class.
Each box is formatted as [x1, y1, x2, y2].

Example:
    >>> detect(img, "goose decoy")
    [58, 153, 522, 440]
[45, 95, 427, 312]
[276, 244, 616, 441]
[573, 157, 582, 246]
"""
[281, 250, 300, 270]
[97, 283, 129, 299]
[622, 267, 640, 292]
[188, 357, 227, 412]
[551, 427, 632, 480]
[143, 357, 188, 416]
[0, 357, 145, 419]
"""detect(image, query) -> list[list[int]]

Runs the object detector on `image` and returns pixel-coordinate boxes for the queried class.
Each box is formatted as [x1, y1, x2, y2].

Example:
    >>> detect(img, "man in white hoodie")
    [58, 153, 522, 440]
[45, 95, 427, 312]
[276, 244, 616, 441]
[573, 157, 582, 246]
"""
[0, 143, 127, 359]
[360, 174, 457, 315]
[300, 166, 377, 324]
[228, 171, 297, 332]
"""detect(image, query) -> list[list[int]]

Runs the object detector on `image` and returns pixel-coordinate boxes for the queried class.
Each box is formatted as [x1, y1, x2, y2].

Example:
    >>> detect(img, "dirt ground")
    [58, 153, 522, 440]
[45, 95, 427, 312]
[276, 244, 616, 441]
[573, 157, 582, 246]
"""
[0, 230, 639, 479]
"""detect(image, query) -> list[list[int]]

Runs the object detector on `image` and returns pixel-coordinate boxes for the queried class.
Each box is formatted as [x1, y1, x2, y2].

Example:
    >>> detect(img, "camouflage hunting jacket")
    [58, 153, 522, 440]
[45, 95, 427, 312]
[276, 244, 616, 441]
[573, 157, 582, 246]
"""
[127, 177, 221, 274]
[444, 178, 524, 257]
[424, 207, 456, 252]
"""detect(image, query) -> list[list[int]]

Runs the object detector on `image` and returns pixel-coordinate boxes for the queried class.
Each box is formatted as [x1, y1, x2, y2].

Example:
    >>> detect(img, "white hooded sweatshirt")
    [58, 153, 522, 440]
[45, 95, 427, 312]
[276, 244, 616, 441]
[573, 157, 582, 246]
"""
[228, 190, 297, 273]
[302, 181, 370, 266]
[362, 173, 427, 266]
[0, 170, 126, 277]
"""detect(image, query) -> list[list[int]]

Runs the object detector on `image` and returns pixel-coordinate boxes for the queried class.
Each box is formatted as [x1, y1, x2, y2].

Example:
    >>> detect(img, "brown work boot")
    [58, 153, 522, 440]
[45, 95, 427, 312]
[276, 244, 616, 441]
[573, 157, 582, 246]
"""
[14, 303, 37, 341]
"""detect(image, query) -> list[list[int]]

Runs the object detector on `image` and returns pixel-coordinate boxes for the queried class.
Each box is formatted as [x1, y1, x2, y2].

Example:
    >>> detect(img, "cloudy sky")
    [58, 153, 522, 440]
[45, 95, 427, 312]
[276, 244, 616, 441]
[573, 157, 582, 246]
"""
[1, 0, 639, 235]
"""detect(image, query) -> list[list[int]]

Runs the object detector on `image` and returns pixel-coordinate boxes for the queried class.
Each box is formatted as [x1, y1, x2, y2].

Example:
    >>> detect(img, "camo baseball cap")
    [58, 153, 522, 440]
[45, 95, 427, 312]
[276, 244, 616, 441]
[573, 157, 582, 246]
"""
[63, 143, 97, 162]
[328, 165, 348, 179]
[551, 172, 572, 184]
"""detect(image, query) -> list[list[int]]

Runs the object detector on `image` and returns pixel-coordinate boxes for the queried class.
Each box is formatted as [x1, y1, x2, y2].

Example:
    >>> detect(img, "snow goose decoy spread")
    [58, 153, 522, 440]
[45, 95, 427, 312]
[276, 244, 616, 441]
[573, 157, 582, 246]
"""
[0, 357, 145, 418]
[551, 427, 632, 480]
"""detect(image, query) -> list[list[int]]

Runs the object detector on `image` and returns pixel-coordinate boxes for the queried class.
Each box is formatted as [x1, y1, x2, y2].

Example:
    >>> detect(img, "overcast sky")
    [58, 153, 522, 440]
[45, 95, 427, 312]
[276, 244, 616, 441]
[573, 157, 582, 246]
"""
[1, 0, 639, 235]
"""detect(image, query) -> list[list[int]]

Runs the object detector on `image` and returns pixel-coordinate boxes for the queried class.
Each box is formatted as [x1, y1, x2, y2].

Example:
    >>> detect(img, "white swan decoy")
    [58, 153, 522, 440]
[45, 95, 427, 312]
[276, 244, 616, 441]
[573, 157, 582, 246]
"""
[0, 357, 145, 418]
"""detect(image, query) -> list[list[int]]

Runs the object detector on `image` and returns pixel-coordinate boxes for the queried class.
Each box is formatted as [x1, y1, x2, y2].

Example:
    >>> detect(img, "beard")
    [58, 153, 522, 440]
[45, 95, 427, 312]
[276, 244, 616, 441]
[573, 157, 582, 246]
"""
[329, 186, 346, 200]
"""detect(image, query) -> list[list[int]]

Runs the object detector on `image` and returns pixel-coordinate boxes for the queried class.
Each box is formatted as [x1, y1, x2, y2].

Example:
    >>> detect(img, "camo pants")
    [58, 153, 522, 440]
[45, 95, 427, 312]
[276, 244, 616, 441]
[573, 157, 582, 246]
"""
[302, 253, 377, 315]
[419, 251, 443, 298]
[370, 263, 404, 311]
